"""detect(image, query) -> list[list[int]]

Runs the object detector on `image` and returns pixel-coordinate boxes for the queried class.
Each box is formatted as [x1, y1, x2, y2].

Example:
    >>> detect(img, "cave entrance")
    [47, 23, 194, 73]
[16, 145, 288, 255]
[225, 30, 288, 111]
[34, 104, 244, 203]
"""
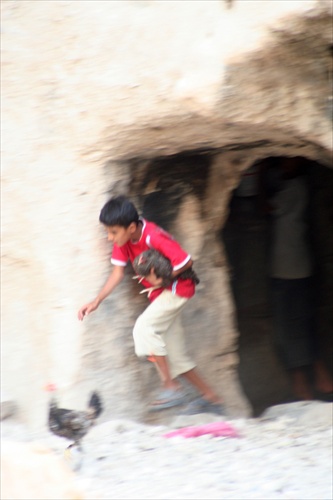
[126, 148, 332, 418]
[222, 156, 333, 416]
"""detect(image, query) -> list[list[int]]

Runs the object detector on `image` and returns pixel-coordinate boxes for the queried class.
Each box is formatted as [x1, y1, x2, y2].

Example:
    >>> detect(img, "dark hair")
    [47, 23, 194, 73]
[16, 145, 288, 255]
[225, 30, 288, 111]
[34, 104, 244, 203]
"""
[99, 195, 139, 227]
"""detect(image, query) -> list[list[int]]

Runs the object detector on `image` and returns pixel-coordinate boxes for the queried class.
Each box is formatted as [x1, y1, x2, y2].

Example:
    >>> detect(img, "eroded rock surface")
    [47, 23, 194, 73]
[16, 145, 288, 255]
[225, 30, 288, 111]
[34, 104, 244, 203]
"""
[1, 0, 332, 427]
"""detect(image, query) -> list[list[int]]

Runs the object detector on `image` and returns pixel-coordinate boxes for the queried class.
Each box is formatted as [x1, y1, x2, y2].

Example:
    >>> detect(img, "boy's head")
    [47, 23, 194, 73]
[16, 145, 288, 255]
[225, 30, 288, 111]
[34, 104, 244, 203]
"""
[99, 196, 139, 227]
[99, 195, 140, 246]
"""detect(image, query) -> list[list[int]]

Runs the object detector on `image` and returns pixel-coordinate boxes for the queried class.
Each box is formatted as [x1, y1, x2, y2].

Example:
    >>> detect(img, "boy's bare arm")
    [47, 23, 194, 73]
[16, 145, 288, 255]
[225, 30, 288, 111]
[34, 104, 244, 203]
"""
[78, 265, 125, 320]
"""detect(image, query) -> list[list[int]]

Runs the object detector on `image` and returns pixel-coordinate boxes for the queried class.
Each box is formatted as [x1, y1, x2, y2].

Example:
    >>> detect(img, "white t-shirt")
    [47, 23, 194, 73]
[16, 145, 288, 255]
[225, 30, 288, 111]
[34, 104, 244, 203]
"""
[269, 176, 312, 279]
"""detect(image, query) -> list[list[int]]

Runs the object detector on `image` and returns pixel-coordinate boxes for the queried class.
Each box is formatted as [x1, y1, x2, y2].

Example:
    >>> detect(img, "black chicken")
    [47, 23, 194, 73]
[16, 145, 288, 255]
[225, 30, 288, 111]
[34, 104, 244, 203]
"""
[46, 385, 103, 454]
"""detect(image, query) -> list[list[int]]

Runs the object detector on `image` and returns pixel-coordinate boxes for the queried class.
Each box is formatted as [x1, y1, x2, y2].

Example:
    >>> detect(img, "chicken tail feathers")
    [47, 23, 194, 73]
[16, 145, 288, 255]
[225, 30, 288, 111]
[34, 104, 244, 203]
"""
[87, 391, 103, 419]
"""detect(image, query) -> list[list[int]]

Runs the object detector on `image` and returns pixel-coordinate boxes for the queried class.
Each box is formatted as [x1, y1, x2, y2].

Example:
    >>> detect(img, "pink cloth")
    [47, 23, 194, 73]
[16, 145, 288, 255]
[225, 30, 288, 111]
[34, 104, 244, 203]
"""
[163, 421, 239, 439]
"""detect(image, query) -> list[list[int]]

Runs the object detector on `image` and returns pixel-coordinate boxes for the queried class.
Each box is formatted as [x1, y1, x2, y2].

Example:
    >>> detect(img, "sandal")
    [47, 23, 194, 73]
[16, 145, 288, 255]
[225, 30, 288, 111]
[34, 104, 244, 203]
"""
[148, 388, 188, 412]
[181, 397, 225, 416]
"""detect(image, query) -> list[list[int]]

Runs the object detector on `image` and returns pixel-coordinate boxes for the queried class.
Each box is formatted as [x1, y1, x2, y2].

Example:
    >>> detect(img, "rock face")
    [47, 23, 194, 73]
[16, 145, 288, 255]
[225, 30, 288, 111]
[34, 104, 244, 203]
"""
[0, 392, 16, 421]
[1, 0, 332, 427]
[1, 440, 84, 500]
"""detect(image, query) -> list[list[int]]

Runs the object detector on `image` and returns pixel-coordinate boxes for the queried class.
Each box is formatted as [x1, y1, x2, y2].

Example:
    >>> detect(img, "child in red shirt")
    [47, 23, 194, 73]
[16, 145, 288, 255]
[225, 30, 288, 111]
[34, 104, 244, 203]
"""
[78, 196, 223, 414]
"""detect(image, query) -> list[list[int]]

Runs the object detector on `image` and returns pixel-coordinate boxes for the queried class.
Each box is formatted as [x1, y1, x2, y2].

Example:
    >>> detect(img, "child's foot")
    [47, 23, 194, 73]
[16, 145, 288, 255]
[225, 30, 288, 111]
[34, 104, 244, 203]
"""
[148, 388, 188, 412]
[181, 397, 226, 416]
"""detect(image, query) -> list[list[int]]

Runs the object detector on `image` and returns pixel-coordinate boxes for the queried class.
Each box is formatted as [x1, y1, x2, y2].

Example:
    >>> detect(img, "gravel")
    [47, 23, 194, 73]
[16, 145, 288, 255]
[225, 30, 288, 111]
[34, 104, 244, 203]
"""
[2, 401, 332, 500]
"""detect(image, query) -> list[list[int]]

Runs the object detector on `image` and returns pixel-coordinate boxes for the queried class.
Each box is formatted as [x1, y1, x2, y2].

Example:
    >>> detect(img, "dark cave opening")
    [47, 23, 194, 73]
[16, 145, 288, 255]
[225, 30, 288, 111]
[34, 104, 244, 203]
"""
[222, 156, 333, 415]
[135, 150, 213, 230]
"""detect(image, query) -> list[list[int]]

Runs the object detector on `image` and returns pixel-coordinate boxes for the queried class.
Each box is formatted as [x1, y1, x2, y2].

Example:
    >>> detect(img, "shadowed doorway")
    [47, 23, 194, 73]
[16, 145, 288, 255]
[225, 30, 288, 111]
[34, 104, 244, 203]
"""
[222, 156, 333, 416]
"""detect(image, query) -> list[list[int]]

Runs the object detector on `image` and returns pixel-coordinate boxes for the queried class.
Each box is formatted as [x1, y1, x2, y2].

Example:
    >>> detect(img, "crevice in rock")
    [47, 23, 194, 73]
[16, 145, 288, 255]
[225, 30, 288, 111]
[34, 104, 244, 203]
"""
[222, 156, 333, 415]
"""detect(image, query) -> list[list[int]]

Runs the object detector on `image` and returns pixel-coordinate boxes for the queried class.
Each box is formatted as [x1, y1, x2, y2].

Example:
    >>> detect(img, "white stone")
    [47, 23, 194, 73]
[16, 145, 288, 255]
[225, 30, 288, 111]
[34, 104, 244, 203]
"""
[1, 440, 85, 500]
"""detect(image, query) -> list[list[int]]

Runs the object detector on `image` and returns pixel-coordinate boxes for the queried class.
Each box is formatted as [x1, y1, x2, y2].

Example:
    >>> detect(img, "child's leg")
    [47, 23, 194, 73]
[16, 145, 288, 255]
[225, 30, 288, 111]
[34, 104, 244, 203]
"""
[133, 290, 190, 391]
[180, 369, 222, 404]
[163, 313, 222, 404]
[162, 313, 196, 379]
[148, 355, 179, 390]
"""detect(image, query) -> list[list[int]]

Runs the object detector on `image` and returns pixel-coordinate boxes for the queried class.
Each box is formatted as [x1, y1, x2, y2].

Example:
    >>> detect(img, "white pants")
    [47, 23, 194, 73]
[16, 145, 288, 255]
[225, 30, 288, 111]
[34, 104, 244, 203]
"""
[133, 290, 196, 378]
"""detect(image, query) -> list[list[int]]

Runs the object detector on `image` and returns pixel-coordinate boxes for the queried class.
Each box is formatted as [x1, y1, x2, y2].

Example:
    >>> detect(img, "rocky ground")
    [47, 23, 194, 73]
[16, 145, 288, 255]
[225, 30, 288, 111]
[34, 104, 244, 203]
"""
[1, 401, 332, 500]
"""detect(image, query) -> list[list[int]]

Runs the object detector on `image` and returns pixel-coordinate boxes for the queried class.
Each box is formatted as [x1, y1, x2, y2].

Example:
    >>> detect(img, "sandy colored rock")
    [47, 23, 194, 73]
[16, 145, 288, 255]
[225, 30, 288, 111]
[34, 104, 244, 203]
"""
[1, 440, 85, 500]
[1, 0, 332, 428]
[261, 401, 333, 428]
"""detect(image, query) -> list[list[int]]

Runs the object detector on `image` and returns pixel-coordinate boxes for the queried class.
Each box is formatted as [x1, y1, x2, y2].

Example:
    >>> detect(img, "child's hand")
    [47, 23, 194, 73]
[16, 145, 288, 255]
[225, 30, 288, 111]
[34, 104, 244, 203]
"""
[78, 299, 99, 320]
